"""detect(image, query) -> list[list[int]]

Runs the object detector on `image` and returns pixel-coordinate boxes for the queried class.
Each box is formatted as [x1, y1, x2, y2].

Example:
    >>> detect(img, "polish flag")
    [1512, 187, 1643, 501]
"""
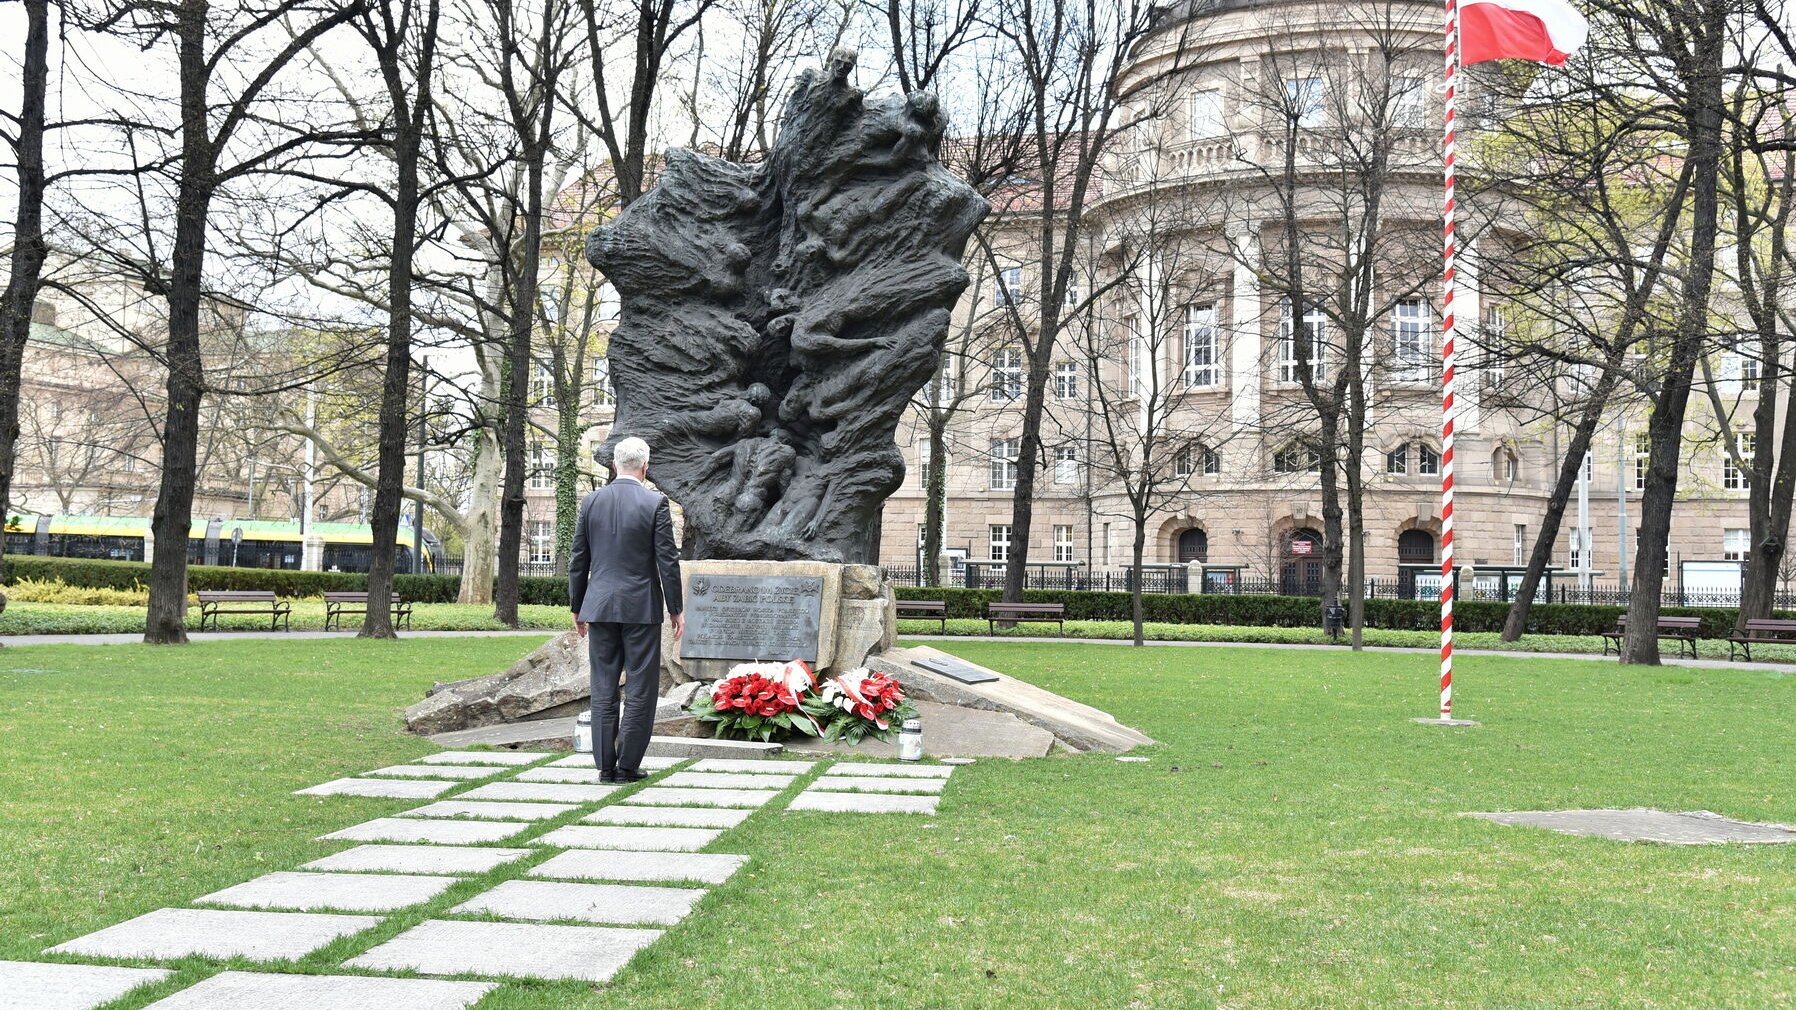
[1461, 0, 1589, 66]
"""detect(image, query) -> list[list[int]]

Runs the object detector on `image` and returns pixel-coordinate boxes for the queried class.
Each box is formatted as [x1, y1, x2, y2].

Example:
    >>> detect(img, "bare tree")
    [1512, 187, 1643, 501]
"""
[573, 0, 717, 205]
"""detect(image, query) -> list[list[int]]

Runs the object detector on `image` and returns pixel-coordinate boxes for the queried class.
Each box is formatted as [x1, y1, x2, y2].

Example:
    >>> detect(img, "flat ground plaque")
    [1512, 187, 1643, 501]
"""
[914, 656, 999, 685]
[681, 574, 823, 662]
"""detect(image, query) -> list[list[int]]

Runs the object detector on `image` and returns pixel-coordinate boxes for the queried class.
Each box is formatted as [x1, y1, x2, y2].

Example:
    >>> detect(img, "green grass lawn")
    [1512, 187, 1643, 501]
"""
[0, 600, 572, 635]
[2, 637, 1793, 1008]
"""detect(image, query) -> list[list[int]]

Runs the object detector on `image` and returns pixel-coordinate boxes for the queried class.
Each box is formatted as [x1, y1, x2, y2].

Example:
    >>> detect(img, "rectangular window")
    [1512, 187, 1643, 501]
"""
[1054, 445, 1078, 485]
[918, 442, 934, 487]
[990, 438, 1019, 491]
[933, 365, 959, 404]
[1721, 336, 1761, 392]
[1724, 433, 1755, 490]
[1418, 444, 1440, 475]
[1053, 524, 1075, 563]
[994, 265, 1023, 307]
[1386, 446, 1407, 474]
[528, 441, 553, 490]
[1392, 75, 1426, 127]
[990, 348, 1022, 402]
[1514, 524, 1527, 566]
[1569, 534, 1581, 572]
[1054, 361, 1080, 399]
[1391, 298, 1430, 381]
[1190, 89, 1224, 138]
[989, 524, 1012, 562]
[1175, 447, 1194, 478]
[592, 357, 615, 406]
[530, 361, 556, 407]
[1126, 316, 1147, 395]
[527, 519, 555, 564]
[1286, 77, 1325, 128]
[1581, 452, 1593, 482]
[1200, 446, 1220, 476]
[1184, 303, 1218, 387]
[1633, 434, 1650, 490]
[1482, 305, 1508, 387]
[1102, 522, 1112, 566]
[1723, 528, 1750, 561]
[1278, 301, 1327, 382]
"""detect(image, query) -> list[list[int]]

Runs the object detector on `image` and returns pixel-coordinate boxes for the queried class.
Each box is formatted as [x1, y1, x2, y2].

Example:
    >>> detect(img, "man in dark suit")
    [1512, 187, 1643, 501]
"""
[568, 436, 684, 783]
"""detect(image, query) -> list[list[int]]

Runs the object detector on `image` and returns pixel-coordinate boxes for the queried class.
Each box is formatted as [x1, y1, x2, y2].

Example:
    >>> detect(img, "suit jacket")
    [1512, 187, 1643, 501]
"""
[568, 476, 684, 624]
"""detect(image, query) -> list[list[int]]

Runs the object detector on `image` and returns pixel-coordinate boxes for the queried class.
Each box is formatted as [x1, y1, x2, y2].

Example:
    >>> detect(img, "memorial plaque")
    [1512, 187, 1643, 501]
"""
[681, 575, 824, 662]
[914, 656, 999, 685]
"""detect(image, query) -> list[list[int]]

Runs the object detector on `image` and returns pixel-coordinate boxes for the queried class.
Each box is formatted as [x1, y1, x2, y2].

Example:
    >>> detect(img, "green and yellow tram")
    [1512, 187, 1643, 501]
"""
[2, 513, 444, 573]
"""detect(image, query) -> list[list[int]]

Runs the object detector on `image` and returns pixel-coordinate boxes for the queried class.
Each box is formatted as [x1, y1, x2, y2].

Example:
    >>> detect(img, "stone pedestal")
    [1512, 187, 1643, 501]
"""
[661, 560, 896, 686]
[302, 533, 326, 572]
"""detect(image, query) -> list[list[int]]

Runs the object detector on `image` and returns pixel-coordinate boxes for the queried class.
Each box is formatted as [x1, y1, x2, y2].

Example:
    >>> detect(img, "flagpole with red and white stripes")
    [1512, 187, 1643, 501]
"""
[1437, 0, 1462, 721]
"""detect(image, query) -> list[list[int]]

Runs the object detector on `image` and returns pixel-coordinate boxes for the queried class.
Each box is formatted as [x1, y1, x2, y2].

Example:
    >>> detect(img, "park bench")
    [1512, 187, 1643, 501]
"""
[1727, 618, 1796, 662]
[323, 591, 414, 632]
[986, 601, 1066, 634]
[896, 599, 948, 631]
[1600, 615, 1701, 659]
[196, 590, 292, 632]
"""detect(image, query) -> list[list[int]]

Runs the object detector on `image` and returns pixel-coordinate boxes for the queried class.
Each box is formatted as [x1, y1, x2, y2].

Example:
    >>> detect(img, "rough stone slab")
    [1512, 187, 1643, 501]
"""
[1467, 808, 1796, 844]
[825, 762, 954, 778]
[0, 960, 171, 1010]
[784, 699, 1053, 759]
[809, 775, 946, 794]
[194, 871, 459, 913]
[405, 631, 589, 736]
[295, 778, 457, 799]
[319, 818, 529, 845]
[365, 764, 496, 780]
[346, 919, 660, 983]
[426, 718, 569, 751]
[661, 771, 796, 790]
[643, 736, 783, 759]
[529, 849, 748, 885]
[942, 757, 976, 765]
[535, 825, 720, 852]
[687, 758, 816, 773]
[302, 845, 529, 876]
[627, 786, 777, 808]
[398, 800, 575, 822]
[513, 766, 618, 784]
[450, 879, 706, 926]
[417, 750, 543, 766]
[788, 791, 939, 814]
[583, 805, 751, 828]
[869, 645, 1154, 753]
[458, 782, 618, 804]
[138, 972, 495, 1010]
[48, 908, 380, 962]
[1115, 756, 1150, 763]
[550, 754, 684, 771]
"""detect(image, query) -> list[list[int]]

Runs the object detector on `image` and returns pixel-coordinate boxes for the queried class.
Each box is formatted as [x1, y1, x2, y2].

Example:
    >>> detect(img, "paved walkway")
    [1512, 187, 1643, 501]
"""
[904, 634, 1796, 672]
[17, 750, 959, 1006]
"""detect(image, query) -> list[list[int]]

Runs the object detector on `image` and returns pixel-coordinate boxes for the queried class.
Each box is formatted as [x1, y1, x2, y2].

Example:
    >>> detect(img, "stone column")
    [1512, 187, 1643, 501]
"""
[141, 531, 154, 566]
[1228, 221, 1261, 431]
[302, 534, 325, 572]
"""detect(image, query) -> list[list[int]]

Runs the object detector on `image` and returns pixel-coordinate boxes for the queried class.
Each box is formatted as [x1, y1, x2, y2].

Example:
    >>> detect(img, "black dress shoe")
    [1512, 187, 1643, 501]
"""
[617, 769, 649, 783]
[599, 770, 619, 784]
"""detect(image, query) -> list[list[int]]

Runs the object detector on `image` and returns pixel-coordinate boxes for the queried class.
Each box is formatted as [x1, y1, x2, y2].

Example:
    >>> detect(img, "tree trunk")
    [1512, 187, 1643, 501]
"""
[554, 386, 581, 567]
[1501, 371, 1619, 641]
[1738, 361, 1796, 625]
[1623, 37, 1726, 665]
[1317, 413, 1344, 618]
[494, 148, 547, 627]
[1344, 366, 1366, 649]
[922, 418, 947, 586]
[1130, 514, 1147, 646]
[1003, 330, 1056, 602]
[0, 0, 50, 566]
[458, 424, 501, 604]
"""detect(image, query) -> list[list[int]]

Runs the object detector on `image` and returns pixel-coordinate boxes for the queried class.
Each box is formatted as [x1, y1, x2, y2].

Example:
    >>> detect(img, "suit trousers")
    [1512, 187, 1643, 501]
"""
[587, 621, 662, 773]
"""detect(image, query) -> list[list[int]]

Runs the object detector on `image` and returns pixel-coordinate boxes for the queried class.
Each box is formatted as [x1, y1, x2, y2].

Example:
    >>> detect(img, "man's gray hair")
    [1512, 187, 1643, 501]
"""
[613, 436, 651, 472]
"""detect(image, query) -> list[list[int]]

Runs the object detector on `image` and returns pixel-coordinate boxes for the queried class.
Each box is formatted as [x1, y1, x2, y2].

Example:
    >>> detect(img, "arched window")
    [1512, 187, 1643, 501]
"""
[1398, 529, 1435, 564]
[1178, 528, 1209, 563]
[1274, 442, 1322, 473]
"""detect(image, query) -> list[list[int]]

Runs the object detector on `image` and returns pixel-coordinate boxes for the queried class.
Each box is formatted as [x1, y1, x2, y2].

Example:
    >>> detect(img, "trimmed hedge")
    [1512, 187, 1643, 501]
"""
[0, 555, 569, 607]
[891, 585, 1789, 637]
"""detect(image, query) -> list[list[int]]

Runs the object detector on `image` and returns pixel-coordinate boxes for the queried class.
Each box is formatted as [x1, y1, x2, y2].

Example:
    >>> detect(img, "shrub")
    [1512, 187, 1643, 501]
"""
[0, 555, 569, 606]
[5, 576, 151, 606]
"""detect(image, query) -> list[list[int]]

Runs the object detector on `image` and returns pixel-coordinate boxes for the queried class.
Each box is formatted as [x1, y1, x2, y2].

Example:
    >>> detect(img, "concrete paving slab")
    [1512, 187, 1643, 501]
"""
[808, 775, 946, 794]
[787, 791, 939, 814]
[364, 764, 495, 780]
[138, 971, 495, 1010]
[450, 879, 706, 926]
[824, 762, 954, 778]
[535, 825, 720, 852]
[301, 845, 530, 876]
[661, 771, 797, 790]
[194, 871, 460, 913]
[644, 736, 782, 759]
[687, 758, 816, 774]
[417, 751, 542, 766]
[398, 800, 575, 822]
[528, 849, 748, 885]
[0, 960, 171, 1010]
[459, 782, 618, 804]
[295, 778, 457, 799]
[346, 919, 660, 983]
[626, 786, 777, 808]
[319, 818, 529, 845]
[1467, 808, 1796, 844]
[47, 908, 380, 962]
[582, 805, 751, 828]
[549, 754, 684, 770]
[513, 766, 616, 784]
